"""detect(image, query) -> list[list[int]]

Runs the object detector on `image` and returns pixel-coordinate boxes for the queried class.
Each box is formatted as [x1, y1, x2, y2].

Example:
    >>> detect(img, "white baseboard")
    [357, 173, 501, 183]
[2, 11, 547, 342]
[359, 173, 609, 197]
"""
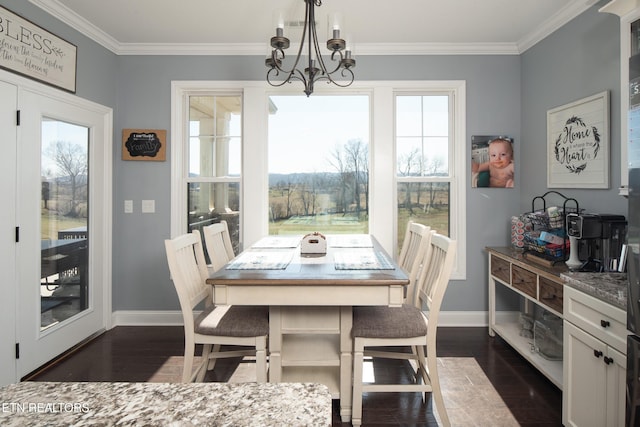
[438, 311, 488, 327]
[111, 310, 184, 327]
[112, 310, 489, 328]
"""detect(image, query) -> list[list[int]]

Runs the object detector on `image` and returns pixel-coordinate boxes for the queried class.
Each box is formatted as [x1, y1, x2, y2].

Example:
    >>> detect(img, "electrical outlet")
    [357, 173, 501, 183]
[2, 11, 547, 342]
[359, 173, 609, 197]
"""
[141, 199, 155, 213]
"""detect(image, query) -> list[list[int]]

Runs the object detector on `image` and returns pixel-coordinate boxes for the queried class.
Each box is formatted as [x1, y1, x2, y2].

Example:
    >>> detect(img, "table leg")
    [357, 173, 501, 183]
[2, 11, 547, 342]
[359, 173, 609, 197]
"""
[488, 275, 496, 337]
[340, 306, 352, 422]
[269, 306, 282, 382]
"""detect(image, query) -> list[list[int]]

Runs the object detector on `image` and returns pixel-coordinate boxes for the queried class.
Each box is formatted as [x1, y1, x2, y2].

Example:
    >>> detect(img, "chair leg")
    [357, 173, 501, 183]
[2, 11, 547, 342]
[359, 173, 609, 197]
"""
[182, 343, 195, 383]
[415, 345, 428, 402]
[352, 339, 364, 427]
[195, 344, 212, 382]
[201, 344, 212, 371]
[426, 348, 450, 427]
[207, 344, 221, 370]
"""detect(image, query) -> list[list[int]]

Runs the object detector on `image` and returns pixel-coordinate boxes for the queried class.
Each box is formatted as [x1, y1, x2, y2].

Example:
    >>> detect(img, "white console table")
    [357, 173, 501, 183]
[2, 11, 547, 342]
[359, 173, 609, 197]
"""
[487, 246, 568, 389]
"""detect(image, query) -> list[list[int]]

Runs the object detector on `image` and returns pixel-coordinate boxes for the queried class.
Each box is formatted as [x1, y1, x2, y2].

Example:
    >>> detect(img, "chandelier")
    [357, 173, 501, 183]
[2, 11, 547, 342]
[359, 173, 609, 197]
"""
[265, 0, 356, 97]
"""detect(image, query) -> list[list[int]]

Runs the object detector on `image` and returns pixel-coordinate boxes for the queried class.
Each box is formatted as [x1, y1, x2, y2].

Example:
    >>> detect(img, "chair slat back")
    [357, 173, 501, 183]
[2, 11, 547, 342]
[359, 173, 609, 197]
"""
[203, 221, 235, 272]
[165, 233, 210, 314]
[415, 232, 457, 330]
[398, 221, 432, 306]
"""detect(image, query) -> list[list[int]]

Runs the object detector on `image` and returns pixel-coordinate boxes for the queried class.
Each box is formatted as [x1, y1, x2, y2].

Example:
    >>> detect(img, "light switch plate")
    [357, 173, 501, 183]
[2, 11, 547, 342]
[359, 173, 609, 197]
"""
[141, 199, 155, 213]
[124, 200, 133, 213]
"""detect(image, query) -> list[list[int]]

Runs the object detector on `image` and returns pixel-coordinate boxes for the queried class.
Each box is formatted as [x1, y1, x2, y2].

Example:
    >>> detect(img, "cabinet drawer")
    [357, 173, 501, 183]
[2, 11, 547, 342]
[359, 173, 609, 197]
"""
[564, 286, 626, 354]
[539, 277, 563, 314]
[511, 265, 537, 299]
[490, 255, 511, 284]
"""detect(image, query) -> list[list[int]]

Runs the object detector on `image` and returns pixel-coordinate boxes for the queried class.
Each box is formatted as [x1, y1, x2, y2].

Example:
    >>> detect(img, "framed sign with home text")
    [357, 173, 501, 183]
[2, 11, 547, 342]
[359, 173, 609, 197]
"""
[0, 6, 77, 93]
[547, 91, 609, 188]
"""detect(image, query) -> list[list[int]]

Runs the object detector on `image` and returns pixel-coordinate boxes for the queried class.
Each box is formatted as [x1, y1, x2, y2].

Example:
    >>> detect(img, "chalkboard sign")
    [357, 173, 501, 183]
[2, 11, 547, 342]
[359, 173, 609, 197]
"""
[122, 129, 166, 161]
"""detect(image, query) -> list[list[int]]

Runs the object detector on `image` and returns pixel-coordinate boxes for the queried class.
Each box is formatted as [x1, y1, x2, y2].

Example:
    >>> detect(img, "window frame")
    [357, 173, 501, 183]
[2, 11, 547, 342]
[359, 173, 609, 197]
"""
[394, 90, 465, 278]
[171, 80, 466, 278]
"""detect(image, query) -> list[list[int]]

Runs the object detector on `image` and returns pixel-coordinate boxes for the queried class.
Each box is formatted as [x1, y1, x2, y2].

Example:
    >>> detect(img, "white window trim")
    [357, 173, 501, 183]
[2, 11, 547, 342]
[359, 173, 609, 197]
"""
[171, 80, 466, 279]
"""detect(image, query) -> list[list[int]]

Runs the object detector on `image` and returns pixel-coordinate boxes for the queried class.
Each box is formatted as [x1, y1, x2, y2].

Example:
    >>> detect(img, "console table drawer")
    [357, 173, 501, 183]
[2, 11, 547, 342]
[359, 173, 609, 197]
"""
[512, 265, 537, 299]
[490, 255, 511, 284]
[539, 277, 563, 314]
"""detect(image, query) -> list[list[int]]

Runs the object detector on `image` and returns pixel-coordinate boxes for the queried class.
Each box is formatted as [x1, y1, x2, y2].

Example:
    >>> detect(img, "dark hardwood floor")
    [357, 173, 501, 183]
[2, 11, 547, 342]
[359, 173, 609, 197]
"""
[28, 326, 562, 426]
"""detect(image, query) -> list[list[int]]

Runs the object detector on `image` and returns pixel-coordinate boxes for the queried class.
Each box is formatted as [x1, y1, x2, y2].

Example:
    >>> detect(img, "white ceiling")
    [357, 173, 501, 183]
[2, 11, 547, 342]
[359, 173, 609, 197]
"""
[30, 0, 600, 55]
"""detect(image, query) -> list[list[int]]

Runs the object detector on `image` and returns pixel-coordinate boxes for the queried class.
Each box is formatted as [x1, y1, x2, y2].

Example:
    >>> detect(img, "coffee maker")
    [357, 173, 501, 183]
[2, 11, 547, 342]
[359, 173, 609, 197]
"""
[565, 213, 627, 272]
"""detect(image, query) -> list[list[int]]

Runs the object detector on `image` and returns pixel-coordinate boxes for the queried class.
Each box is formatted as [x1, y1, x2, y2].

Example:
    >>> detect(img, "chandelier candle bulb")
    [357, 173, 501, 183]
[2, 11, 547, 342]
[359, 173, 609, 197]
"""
[345, 34, 354, 52]
[329, 12, 342, 38]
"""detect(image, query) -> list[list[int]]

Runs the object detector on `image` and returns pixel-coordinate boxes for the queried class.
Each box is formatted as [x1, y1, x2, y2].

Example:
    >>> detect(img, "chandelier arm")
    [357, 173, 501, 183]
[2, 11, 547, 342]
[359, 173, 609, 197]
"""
[321, 50, 345, 75]
[267, 68, 292, 87]
[312, 69, 354, 88]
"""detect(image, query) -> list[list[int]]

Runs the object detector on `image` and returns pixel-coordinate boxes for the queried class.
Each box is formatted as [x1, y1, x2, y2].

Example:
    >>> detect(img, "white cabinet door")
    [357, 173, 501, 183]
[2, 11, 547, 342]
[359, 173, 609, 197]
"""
[563, 321, 607, 427]
[606, 345, 626, 427]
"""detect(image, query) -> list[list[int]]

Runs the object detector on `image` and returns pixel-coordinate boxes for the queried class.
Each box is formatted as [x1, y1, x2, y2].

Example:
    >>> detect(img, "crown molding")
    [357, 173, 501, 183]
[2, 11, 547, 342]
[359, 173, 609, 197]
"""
[517, 0, 594, 52]
[29, 0, 121, 53]
[117, 42, 520, 56]
[354, 43, 520, 56]
[599, 0, 640, 17]
[30, 0, 591, 56]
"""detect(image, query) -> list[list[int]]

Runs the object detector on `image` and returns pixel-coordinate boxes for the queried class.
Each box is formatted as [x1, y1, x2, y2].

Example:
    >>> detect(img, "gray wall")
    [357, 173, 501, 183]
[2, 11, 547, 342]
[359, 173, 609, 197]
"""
[520, 0, 625, 217]
[0, 1, 118, 112]
[1, 0, 625, 315]
[113, 54, 522, 311]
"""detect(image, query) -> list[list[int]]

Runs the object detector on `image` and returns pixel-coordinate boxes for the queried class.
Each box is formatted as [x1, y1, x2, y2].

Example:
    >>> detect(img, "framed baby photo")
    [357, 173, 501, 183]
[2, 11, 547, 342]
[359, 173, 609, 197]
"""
[547, 91, 609, 189]
[471, 135, 515, 188]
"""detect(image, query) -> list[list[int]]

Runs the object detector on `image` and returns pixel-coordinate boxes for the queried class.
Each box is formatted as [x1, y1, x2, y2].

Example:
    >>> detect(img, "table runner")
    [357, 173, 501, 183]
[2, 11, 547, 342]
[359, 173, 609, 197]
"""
[328, 234, 373, 248]
[334, 248, 395, 270]
[226, 250, 293, 270]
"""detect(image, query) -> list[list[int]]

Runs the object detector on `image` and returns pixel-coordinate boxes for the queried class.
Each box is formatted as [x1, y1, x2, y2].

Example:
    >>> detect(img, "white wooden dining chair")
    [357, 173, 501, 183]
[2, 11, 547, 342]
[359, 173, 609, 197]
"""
[351, 232, 457, 427]
[397, 221, 431, 305]
[202, 221, 235, 272]
[165, 232, 268, 383]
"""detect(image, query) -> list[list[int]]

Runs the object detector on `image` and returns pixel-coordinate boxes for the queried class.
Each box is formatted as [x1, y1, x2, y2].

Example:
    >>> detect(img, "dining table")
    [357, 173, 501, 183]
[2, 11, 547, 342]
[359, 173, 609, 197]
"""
[206, 233, 409, 422]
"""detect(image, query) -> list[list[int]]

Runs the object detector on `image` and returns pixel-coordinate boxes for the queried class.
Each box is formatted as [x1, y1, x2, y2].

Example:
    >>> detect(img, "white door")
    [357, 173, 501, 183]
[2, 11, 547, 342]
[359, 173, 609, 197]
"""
[16, 87, 112, 378]
[0, 81, 18, 385]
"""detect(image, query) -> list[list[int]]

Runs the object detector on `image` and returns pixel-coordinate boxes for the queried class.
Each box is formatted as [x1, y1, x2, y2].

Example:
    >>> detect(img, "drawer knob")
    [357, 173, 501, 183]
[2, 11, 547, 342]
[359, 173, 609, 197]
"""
[593, 349, 603, 358]
[604, 356, 614, 365]
[600, 320, 610, 328]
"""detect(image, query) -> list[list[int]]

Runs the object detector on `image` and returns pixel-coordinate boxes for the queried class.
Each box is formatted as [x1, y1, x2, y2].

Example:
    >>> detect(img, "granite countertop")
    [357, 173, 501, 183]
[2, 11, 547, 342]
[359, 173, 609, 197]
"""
[561, 272, 628, 310]
[0, 381, 332, 426]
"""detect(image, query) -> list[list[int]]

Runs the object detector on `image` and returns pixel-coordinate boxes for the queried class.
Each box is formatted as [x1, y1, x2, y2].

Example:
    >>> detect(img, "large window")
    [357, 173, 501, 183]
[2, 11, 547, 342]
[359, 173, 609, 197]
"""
[187, 95, 242, 254]
[268, 95, 370, 235]
[172, 81, 466, 278]
[396, 94, 451, 249]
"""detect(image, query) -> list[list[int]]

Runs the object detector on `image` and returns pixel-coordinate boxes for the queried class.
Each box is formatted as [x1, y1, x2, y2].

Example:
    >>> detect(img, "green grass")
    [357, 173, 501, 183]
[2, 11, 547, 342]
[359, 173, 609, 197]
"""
[267, 206, 449, 256]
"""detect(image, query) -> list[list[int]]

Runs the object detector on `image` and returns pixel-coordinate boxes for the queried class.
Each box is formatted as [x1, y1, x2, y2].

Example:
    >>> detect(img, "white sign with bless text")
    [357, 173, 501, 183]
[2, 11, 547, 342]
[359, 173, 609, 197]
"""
[0, 5, 77, 93]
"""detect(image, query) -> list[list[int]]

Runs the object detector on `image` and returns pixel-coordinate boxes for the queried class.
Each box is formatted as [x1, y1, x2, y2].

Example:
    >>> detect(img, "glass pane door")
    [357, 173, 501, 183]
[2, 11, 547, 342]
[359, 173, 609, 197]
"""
[40, 119, 89, 330]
